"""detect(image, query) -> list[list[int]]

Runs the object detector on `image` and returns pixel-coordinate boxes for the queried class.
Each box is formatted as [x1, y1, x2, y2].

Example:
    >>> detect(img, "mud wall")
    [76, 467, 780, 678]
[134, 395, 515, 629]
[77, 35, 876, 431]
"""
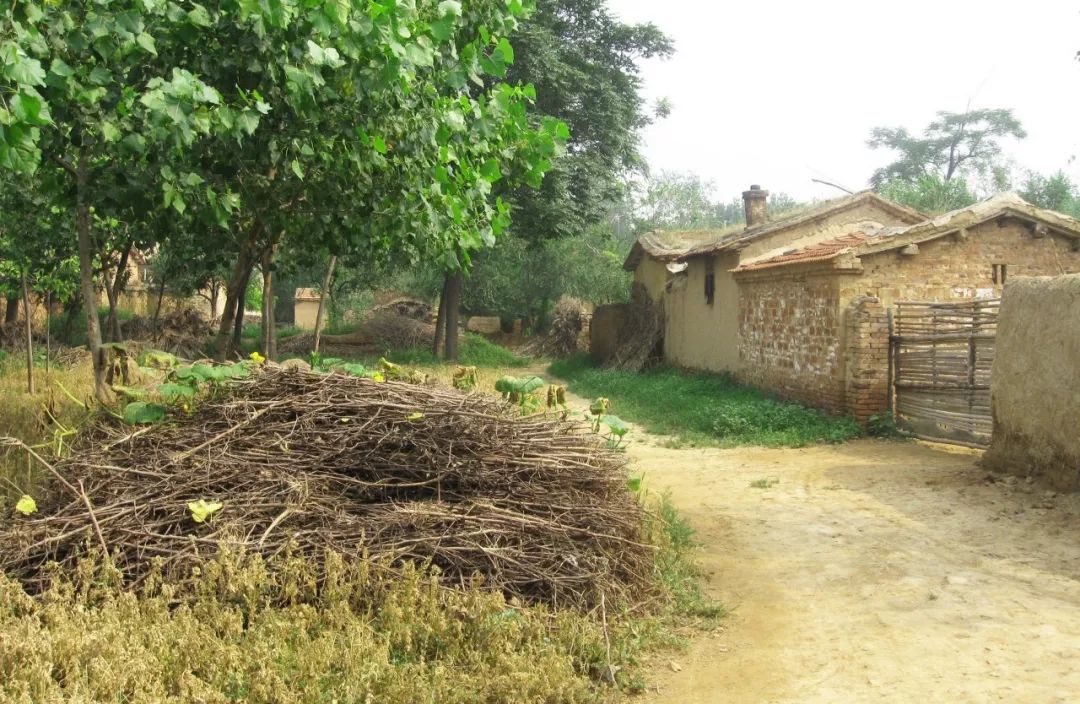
[983, 275, 1080, 490]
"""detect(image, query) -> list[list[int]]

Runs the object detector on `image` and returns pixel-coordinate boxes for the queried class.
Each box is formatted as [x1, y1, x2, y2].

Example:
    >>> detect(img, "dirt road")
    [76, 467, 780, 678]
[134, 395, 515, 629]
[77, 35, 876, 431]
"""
[631, 438, 1080, 703]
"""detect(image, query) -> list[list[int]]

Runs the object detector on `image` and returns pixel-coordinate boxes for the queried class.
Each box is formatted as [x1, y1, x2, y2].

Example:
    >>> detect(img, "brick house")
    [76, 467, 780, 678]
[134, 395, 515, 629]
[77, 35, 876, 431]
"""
[623, 189, 1080, 422]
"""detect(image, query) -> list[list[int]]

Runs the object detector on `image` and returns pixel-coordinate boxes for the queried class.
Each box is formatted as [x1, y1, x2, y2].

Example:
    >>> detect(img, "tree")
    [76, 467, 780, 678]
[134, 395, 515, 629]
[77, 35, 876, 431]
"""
[876, 173, 977, 215]
[443, 0, 670, 358]
[1019, 171, 1080, 217]
[634, 171, 803, 233]
[500, 0, 672, 243]
[868, 108, 1026, 187]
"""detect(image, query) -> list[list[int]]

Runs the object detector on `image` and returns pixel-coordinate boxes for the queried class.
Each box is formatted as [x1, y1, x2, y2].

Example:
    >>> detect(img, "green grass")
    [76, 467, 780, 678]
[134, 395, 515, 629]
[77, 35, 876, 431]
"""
[378, 334, 531, 369]
[548, 355, 861, 448]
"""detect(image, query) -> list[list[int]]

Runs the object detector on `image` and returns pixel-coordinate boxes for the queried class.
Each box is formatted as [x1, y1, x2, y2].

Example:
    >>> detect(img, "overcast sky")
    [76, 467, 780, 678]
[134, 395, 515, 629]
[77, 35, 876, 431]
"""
[608, 0, 1080, 202]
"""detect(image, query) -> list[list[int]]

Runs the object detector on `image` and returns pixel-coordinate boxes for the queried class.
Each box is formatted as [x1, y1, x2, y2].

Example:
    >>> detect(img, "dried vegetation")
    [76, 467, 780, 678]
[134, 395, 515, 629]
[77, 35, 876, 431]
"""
[0, 367, 655, 610]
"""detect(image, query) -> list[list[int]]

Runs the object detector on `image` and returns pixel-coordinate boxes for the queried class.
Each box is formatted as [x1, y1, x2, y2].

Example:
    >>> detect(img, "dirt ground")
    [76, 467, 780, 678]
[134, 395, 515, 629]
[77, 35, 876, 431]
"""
[629, 436, 1080, 703]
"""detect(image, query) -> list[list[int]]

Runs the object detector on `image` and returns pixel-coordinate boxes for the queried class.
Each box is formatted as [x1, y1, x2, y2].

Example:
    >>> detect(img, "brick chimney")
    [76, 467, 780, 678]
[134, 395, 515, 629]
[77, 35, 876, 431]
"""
[743, 184, 769, 228]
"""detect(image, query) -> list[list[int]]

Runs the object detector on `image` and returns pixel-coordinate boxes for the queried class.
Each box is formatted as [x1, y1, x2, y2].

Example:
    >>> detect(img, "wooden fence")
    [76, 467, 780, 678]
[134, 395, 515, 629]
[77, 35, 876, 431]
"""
[891, 299, 1000, 446]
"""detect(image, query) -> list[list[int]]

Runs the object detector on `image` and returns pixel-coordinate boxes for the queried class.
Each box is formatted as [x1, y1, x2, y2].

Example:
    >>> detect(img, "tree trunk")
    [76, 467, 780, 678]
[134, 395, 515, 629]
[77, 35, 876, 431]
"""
[312, 255, 337, 356]
[432, 275, 449, 357]
[209, 280, 220, 320]
[213, 232, 259, 361]
[22, 270, 34, 395]
[260, 243, 277, 359]
[4, 296, 19, 327]
[444, 271, 462, 362]
[61, 298, 81, 344]
[152, 274, 167, 337]
[232, 267, 250, 352]
[103, 242, 131, 343]
[74, 152, 109, 403]
[45, 291, 51, 375]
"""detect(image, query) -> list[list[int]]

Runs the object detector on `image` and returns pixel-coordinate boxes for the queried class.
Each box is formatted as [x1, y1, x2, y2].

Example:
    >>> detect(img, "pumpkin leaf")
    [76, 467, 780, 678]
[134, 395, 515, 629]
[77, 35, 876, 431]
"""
[188, 499, 223, 523]
[15, 495, 37, 515]
[123, 401, 167, 425]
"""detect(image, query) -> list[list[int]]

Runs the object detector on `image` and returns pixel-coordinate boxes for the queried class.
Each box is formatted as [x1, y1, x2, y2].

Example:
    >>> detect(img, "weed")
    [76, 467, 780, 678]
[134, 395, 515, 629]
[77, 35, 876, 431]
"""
[866, 412, 907, 439]
[749, 477, 780, 489]
[549, 355, 862, 448]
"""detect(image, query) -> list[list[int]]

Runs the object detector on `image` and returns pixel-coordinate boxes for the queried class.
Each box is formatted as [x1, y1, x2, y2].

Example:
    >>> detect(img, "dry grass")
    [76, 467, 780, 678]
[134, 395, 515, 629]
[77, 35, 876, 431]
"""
[0, 356, 95, 505]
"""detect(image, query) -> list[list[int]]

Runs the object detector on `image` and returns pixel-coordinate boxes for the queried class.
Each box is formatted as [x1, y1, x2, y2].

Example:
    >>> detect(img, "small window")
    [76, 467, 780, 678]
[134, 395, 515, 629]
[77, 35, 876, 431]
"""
[704, 272, 716, 305]
[992, 263, 1008, 285]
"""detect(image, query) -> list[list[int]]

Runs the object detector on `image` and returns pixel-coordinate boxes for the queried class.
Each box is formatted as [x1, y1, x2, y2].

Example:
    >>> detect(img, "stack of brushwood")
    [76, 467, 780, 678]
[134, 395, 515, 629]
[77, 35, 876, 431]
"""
[522, 297, 588, 358]
[281, 311, 448, 357]
[121, 308, 211, 359]
[603, 285, 663, 372]
[0, 367, 654, 610]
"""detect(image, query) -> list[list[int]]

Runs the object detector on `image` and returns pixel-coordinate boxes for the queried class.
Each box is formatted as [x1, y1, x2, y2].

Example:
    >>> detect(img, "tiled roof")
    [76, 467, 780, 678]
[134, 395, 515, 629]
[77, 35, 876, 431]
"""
[622, 229, 731, 270]
[294, 288, 322, 301]
[733, 232, 873, 271]
[679, 191, 925, 260]
[732, 192, 1080, 274]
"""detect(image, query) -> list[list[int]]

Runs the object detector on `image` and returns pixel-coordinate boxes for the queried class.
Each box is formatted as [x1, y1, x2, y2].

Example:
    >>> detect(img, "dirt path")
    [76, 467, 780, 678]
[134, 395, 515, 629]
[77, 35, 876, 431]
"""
[627, 437, 1080, 703]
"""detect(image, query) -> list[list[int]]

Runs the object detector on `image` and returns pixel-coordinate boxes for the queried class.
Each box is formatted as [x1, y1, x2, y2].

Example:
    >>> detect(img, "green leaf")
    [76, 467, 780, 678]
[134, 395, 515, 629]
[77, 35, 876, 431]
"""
[188, 499, 223, 523]
[158, 383, 196, 402]
[438, 0, 462, 16]
[496, 37, 514, 65]
[100, 121, 121, 142]
[187, 4, 212, 27]
[15, 495, 36, 515]
[479, 158, 502, 182]
[123, 401, 167, 425]
[290, 158, 304, 179]
[136, 32, 157, 55]
[372, 136, 387, 154]
[601, 415, 630, 436]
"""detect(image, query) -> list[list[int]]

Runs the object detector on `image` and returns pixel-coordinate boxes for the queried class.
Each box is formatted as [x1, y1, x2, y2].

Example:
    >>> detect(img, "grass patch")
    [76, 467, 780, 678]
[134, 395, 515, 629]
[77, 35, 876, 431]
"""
[549, 355, 861, 448]
[374, 334, 531, 369]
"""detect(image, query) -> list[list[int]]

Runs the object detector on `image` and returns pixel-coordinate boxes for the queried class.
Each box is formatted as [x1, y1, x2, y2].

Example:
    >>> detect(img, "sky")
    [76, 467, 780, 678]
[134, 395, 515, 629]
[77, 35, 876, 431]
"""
[607, 0, 1080, 202]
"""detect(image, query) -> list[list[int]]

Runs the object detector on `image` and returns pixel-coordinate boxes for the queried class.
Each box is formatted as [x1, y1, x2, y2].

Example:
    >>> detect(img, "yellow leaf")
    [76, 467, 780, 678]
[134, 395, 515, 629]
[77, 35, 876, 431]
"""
[188, 499, 223, 523]
[15, 495, 36, 515]
[372, 372, 385, 383]
[406, 412, 424, 421]
[249, 351, 266, 365]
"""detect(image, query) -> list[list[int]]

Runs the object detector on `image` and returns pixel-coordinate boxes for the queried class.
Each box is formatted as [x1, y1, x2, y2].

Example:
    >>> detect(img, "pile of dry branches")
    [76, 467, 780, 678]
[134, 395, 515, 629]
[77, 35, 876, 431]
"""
[121, 308, 211, 358]
[603, 285, 664, 372]
[522, 297, 588, 358]
[0, 368, 653, 609]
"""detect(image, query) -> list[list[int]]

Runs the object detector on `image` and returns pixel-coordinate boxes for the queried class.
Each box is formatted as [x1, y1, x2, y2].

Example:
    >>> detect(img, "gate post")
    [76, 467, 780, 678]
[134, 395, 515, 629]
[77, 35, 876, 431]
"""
[844, 296, 891, 425]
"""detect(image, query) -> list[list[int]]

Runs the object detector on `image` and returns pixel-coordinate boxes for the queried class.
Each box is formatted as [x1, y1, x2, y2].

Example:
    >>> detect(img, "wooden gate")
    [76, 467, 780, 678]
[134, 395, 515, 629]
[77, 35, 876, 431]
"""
[891, 299, 999, 446]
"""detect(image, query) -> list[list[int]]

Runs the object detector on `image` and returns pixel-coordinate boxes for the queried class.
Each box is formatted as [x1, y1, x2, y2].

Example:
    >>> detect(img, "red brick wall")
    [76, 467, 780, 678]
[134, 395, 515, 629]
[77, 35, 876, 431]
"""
[736, 270, 846, 411]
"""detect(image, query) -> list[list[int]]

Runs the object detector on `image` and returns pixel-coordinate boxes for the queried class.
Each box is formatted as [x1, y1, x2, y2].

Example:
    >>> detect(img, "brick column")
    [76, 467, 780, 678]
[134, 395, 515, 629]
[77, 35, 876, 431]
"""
[844, 296, 890, 425]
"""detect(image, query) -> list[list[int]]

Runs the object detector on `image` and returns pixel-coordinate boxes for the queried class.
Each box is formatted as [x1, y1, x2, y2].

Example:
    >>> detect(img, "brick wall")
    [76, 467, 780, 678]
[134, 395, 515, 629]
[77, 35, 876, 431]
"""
[843, 296, 890, 424]
[840, 219, 1080, 307]
[736, 269, 846, 411]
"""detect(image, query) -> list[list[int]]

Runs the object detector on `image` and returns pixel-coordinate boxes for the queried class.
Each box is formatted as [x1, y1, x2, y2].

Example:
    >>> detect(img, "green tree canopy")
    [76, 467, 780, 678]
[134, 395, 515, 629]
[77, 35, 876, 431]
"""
[868, 108, 1026, 187]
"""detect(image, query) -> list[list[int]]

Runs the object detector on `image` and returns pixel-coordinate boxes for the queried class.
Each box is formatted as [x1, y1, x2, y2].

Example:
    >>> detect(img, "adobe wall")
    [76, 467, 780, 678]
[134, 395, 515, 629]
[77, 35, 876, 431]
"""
[735, 268, 847, 411]
[590, 303, 629, 364]
[632, 258, 669, 303]
[664, 252, 741, 372]
[982, 275, 1080, 490]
